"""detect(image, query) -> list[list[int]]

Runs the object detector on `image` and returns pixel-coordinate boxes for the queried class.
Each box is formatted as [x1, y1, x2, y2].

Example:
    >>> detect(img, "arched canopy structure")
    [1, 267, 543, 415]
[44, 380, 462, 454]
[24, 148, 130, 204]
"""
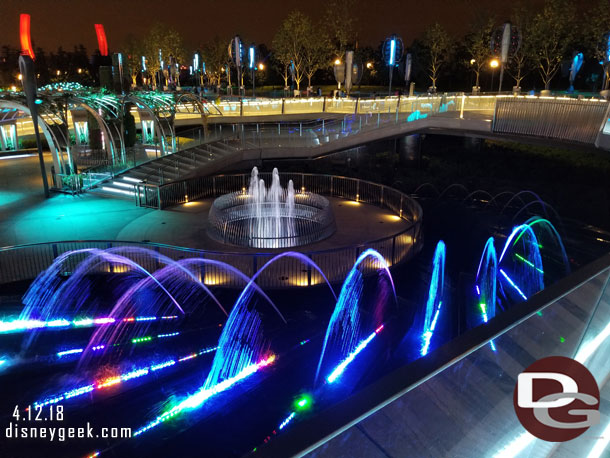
[0, 96, 68, 182]
[0, 89, 223, 190]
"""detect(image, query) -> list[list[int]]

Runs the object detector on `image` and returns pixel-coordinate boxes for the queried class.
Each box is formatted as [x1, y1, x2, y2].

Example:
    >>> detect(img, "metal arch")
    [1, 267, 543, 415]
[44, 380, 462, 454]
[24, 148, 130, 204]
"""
[0, 98, 66, 176]
[175, 92, 214, 137]
[175, 92, 222, 116]
[126, 93, 174, 155]
[67, 95, 124, 164]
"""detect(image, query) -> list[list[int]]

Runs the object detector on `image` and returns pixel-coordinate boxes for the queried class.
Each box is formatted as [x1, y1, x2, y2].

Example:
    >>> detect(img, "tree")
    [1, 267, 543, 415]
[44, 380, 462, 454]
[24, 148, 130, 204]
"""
[272, 11, 314, 90]
[464, 16, 495, 89]
[303, 25, 331, 89]
[141, 23, 187, 71]
[508, 4, 534, 89]
[587, 0, 610, 91]
[201, 36, 229, 88]
[529, 0, 576, 90]
[422, 23, 453, 89]
[322, 0, 358, 58]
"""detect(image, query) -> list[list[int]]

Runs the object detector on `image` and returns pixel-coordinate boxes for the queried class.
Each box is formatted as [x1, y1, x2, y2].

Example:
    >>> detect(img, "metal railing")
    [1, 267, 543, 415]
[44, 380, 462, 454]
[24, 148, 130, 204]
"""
[493, 97, 610, 144]
[1, 177, 422, 288]
[207, 192, 336, 248]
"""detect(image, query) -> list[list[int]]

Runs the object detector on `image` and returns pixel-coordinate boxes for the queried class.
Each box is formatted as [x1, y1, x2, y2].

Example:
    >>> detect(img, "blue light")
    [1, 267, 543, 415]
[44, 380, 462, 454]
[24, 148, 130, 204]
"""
[327, 325, 383, 383]
[499, 269, 528, 301]
[57, 348, 84, 358]
[151, 360, 175, 371]
[389, 39, 396, 66]
[141, 56, 146, 71]
[421, 301, 442, 356]
[135, 316, 156, 322]
[279, 412, 296, 430]
[249, 47, 255, 69]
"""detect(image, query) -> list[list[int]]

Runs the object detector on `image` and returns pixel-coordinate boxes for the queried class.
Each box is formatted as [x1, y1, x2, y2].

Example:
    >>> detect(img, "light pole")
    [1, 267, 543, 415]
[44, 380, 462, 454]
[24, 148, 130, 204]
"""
[490, 58, 499, 93]
[383, 35, 403, 96]
[248, 45, 256, 97]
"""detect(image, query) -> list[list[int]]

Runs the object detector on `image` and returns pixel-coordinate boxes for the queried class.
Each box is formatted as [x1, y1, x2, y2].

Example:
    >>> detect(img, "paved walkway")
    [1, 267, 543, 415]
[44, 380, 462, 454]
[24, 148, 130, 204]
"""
[0, 156, 408, 251]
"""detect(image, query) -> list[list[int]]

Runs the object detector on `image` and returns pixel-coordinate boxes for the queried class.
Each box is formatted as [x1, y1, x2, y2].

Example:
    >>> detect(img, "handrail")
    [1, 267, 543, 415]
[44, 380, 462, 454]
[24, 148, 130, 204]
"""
[257, 251, 610, 457]
[0, 175, 423, 287]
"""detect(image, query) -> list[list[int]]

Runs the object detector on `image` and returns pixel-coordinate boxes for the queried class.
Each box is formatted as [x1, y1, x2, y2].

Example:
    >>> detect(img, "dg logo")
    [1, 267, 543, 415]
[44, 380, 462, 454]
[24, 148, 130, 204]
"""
[513, 356, 600, 442]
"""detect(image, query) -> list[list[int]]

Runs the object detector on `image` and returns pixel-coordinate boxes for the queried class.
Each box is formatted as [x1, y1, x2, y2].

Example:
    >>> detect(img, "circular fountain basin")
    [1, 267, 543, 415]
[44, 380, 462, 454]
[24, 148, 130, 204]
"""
[207, 191, 336, 248]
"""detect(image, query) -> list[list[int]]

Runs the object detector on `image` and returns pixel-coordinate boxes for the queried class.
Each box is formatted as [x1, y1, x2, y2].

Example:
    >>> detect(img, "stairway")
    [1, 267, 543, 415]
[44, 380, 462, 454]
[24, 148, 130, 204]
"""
[89, 140, 240, 200]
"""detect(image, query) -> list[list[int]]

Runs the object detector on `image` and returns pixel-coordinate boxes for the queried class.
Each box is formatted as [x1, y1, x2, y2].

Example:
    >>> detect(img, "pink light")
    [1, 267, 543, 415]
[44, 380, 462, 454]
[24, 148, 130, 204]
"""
[93, 318, 115, 325]
[375, 324, 384, 334]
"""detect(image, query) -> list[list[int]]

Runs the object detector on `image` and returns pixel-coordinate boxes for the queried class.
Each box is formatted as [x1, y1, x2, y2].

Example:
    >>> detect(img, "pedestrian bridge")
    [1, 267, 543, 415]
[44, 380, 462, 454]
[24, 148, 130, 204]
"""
[1, 92, 609, 197]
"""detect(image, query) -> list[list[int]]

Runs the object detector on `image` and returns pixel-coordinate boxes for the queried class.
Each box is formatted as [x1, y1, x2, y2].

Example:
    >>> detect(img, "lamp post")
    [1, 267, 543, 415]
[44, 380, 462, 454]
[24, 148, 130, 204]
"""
[490, 23, 521, 93]
[490, 58, 499, 92]
[383, 34, 404, 95]
[248, 45, 256, 97]
[19, 55, 49, 197]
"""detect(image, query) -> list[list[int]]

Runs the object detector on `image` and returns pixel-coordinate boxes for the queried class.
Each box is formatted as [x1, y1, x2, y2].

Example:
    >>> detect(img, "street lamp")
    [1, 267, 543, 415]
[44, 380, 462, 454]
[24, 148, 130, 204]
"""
[366, 62, 373, 69]
[258, 63, 264, 71]
[490, 58, 499, 92]
[248, 44, 256, 97]
[382, 34, 404, 95]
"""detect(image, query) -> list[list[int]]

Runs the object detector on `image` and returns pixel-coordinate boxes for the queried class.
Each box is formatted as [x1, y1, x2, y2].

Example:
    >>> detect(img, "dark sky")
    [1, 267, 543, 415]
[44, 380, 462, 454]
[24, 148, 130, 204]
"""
[0, 0, 547, 53]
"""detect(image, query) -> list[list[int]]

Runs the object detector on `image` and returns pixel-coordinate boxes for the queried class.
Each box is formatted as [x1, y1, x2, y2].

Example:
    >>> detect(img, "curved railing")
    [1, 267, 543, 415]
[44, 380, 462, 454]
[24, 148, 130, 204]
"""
[207, 192, 336, 249]
[0, 176, 422, 288]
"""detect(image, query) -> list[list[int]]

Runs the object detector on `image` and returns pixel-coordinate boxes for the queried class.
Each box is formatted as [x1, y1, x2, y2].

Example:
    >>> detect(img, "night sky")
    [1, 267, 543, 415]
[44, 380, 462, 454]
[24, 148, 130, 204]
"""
[0, 0, 550, 53]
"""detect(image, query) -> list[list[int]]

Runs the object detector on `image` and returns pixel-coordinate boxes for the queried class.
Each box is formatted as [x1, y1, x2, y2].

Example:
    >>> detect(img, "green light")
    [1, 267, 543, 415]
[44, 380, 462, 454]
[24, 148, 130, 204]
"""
[295, 394, 312, 411]
[537, 311, 543, 316]
[479, 303, 487, 314]
[514, 253, 544, 274]
[560, 337, 565, 343]
[132, 336, 152, 344]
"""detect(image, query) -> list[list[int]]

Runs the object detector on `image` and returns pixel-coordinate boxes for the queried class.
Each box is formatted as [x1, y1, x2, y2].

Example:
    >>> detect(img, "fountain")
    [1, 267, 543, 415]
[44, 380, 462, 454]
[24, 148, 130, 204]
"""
[207, 167, 336, 248]
[314, 249, 395, 386]
[421, 241, 446, 356]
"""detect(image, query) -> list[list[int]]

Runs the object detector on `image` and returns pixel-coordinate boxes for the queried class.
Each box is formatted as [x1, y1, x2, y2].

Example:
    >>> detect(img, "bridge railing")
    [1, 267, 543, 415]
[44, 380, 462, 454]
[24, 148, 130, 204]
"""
[0, 176, 422, 288]
[493, 96, 610, 144]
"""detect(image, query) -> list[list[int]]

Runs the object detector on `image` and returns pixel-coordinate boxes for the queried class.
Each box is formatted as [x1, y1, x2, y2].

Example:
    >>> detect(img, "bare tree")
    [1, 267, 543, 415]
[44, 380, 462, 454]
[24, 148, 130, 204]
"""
[464, 16, 495, 89]
[303, 25, 331, 90]
[272, 11, 314, 91]
[201, 36, 228, 88]
[142, 23, 187, 70]
[422, 23, 453, 89]
[322, 0, 358, 58]
[529, 0, 576, 90]
[507, 3, 534, 89]
[587, 0, 610, 91]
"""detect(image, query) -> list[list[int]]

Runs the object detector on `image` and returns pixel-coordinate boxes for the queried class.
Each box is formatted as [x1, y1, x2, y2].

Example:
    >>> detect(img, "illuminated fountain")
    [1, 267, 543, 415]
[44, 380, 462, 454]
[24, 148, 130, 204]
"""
[475, 237, 498, 325]
[207, 167, 336, 248]
[498, 224, 544, 303]
[421, 241, 445, 356]
[315, 249, 395, 387]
